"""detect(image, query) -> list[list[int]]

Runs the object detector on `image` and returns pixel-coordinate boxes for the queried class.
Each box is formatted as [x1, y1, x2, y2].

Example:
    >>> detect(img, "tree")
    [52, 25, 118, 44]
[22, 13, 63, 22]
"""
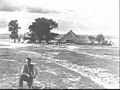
[29, 31, 37, 42]
[49, 33, 59, 40]
[95, 34, 105, 45]
[29, 17, 58, 43]
[88, 36, 95, 44]
[8, 20, 20, 42]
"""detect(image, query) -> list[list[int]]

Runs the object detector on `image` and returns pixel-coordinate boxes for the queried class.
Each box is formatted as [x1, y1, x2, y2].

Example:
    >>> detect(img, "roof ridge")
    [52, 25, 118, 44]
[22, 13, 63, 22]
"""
[58, 30, 79, 41]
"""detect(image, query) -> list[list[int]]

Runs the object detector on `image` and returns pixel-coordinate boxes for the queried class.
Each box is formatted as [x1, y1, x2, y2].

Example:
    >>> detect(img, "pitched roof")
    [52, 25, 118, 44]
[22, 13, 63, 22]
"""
[58, 30, 90, 44]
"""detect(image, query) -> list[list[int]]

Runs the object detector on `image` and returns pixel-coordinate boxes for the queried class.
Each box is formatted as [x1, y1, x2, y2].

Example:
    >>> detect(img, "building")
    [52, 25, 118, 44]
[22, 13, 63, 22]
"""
[57, 30, 90, 44]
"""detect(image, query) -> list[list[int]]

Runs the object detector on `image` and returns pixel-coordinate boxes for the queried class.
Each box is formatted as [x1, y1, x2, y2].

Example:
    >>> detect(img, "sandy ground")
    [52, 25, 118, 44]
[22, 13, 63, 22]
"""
[0, 40, 119, 89]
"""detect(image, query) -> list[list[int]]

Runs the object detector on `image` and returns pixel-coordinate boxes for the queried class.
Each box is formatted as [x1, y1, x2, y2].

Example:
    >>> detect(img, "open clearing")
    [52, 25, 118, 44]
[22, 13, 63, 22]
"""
[0, 40, 119, 89]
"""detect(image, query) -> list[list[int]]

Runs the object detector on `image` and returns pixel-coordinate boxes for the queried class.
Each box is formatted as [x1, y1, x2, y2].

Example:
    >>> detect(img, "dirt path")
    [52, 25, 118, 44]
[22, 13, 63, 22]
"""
[0, 42, 119, 89]
[17, 49, 119, 89]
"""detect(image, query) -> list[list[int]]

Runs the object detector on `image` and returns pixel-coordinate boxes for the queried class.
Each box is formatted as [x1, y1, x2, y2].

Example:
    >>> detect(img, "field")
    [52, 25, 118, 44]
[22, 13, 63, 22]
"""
[0, 39, 119, 89]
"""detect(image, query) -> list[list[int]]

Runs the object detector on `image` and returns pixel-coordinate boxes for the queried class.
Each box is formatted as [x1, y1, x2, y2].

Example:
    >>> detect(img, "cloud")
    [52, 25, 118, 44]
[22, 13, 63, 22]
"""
[0, 0, 60, 14]
[26, 7, 60, 14]
[0, 5, 20, 12]
[0, 0, 20, 12]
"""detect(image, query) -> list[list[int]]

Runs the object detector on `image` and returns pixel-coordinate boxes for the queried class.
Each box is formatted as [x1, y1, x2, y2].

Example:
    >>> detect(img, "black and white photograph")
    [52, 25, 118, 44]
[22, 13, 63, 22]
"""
[0, 0, 119, 89]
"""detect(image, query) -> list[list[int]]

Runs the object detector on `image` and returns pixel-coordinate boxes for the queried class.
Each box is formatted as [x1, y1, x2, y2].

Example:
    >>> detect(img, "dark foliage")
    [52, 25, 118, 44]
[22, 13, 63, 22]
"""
[88, 36, 95, 44]
[95, 34, 105, 45]
[8, 20, 20, 42]
[29, 17, 58, 43]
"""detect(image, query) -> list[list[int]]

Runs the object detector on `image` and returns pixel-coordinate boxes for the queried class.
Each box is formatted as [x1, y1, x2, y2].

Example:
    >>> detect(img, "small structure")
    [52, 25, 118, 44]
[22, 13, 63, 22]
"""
[101, 40, 112, 46]
[57, 30, 90, 44]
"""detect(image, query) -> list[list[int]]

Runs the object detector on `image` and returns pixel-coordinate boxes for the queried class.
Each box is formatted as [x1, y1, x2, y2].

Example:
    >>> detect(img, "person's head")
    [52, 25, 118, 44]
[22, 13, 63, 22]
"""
[26, 57, 31, 65]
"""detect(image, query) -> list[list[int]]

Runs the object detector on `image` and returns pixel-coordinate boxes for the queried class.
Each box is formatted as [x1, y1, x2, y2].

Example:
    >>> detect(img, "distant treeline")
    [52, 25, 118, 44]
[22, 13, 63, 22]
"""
[0, 33, 117, 40]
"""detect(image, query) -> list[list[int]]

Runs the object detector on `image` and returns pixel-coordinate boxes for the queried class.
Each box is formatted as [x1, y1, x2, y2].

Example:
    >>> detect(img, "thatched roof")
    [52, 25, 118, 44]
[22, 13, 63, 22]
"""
[58, 30, 90, 44]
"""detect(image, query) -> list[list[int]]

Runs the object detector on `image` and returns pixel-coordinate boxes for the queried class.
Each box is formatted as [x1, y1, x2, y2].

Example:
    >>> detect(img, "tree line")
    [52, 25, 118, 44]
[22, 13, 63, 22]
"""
[8, 17, 59, 43]
[8, 17, 111, 45]
[88, 34, 113, 45]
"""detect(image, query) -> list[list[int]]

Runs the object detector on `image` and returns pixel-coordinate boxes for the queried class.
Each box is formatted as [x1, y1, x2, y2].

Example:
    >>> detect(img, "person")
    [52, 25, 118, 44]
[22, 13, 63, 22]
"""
[18, 57, 38, 89]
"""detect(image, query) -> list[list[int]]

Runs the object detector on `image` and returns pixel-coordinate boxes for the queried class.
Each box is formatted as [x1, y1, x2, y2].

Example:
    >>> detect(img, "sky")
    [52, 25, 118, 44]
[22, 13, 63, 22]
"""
[0, 0, 119, 37]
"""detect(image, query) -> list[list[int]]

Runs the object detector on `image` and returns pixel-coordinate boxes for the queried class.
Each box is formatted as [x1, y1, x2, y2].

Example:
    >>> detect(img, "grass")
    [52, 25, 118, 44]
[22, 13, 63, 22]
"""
[55, 51, 119, 75]
[0, 43, 119, 89]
